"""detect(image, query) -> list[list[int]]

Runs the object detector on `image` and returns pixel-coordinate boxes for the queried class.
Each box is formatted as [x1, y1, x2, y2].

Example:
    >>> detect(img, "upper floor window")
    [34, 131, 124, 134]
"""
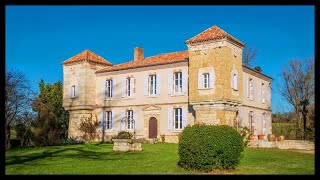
[126, 77, 135, 97]
[105, 111, 112, 130]
[203, 73, 210, 89]
[106, 80, 113, 98]
[247, 77, 254, 99]
[174, 72, 182, 93]
[174, 108, 182, 130]
[232, 73, 238, 90]
[261, 83, 265, 103]
[71, 85, 76, 98]
[149, 75, 157, 95]
[126, 110, 134, 130]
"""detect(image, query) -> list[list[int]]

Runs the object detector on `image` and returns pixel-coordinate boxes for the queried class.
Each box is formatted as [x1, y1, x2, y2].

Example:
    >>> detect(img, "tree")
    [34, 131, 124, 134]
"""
[5, 68, 34, 149]
[242, 46, 258, 67]
[78, 114, 100, 141]
[32, 80, 69, 146]
[278, 57, 314, 140]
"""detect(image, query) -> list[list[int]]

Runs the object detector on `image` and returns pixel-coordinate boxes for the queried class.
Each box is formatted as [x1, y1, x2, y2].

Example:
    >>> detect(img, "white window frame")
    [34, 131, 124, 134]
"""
[249, 78, 253, 99]
[149, 75, 157, 95]
[126, 77, 131, 97]
[71, 85, 76, 98]
[105, 111, 112, 130]
[106, 80, 113, 98]
[233, 73, 238, 90]
[203, 73, 210, 89]
[174, 72, 182, 93]
[126, 110, 134, 130]
[261, 83, 265, 103]
[174, 108, 182, 130]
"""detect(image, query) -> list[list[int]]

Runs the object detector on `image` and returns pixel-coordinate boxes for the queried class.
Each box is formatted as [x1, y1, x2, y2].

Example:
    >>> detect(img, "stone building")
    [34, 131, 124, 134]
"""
[62, 25, 273, 143]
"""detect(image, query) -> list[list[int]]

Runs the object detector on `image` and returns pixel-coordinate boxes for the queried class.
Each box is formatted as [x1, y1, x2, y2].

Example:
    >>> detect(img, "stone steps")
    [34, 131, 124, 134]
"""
[248, 140, 314, 150]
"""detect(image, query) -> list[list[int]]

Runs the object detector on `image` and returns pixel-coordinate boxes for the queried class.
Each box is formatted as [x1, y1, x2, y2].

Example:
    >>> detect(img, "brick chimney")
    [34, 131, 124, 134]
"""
[134, 47, 144, 61]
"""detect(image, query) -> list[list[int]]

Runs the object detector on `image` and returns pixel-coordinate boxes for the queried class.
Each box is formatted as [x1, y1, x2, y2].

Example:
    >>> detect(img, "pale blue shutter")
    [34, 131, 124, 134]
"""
[144, 75, 148, 96]
[182, 107, 187, 128]
[260, 81, 262, 101]
[101, 111, 105, 131]
[168, 107, 173, 131]
[252, 80, 255, 100]
[112, 79, 116, 99]
[156, 74, 160, 95]
[168, 72, 173, 95]
[247, 77, 250, 98]
[231, 73, 234, 89]
[75, 84, 78, 97]
[121, 110, 126, 131]
[130, 77, 134, 97]
[209, 72, 214, 88]
[112, 110, 115, 130]
[102, 80, 106, 99]
[68, 85, 72, 98]
[182, 70, 187, 93]
[198, 72, 202, 89]
[133, 109, 137, 130]
[122, 79, 126, 98]
[261, 113, 264, 135]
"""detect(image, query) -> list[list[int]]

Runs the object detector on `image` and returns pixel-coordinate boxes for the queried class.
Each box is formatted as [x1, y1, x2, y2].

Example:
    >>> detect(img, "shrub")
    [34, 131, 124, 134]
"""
[237, 126, 250, 147]
[114, 131, 133, 139]
[15, 123, 34, 147]
[61, 137, 84, 145]
[178, 125, 244, 171]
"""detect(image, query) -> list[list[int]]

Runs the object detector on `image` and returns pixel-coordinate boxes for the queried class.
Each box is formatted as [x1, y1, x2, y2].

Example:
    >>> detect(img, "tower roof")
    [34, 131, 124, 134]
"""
[61, 49, 112, 66]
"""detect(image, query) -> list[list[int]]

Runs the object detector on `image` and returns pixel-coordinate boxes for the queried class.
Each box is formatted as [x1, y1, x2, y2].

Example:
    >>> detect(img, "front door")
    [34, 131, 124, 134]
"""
[149, 117, 157, 138]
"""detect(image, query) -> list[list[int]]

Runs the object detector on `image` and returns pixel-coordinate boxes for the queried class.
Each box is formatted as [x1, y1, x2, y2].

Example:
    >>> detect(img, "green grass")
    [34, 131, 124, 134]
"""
[5, 143, 314, 174]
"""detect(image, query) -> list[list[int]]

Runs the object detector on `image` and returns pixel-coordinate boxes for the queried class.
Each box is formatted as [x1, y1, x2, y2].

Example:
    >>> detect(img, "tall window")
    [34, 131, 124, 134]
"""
[105, 111, 112, 130]
[126, 110, 134, 130]
[232, 73, 238, 90]
[262, 113, 266, 135]
[174, 72, 182, 93]
[71, 85, 76, 98]
[249, 112, 254, 132]
[149, 75, 157, 95]
[174, 108, 182, 130]
[203, 73, 210, 89]
[106, 80, 113, 98]
[249, 78, 253, 98]
[126, 77, 131, 97]
[261, 83, 265, 102]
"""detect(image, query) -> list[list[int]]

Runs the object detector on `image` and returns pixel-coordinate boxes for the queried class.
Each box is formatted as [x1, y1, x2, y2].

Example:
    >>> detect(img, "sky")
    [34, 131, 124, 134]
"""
[6, 5, 314, 113]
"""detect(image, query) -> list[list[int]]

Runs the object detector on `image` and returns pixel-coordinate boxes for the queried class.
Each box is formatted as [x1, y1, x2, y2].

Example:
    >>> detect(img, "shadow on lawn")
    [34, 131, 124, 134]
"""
[6, 144, 127, 166]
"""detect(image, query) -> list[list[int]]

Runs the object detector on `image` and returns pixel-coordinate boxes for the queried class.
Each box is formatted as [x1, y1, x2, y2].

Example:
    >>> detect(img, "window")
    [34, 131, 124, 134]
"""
[174, 72, 182, 93]
[249, 78, 253, 98]
[149, 75, 157, 95]
[71, 85, 76, 98]
[249, 112, 254, 133]
[174, 108, 182, 130]
[126, 77, 131, 97]
[106, 80, 113, 98]
[126, 110, 134, 130]
[105, 111, 112, 130]
[261, 83, 265, 102]
[262, 113, 266, 135]
[232, 73, 238, 90]
[203, 73, 210, 89]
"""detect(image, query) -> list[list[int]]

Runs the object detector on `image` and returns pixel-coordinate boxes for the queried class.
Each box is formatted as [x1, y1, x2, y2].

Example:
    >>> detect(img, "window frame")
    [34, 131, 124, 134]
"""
[105, 111, 112, 130]
[203, 73, 210, 89]
[149, 74, 157, 95]
[174, 72, 183, 93]
[174, 108, 182, 130]
[126, 77, 131, 97]
[106, 79, 113, 98]
[71, 85, 76, 98]
[126, 110, 134, 130]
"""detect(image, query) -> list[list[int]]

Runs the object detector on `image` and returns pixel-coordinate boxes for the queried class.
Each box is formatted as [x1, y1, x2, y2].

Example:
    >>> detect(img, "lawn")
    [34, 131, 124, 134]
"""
[5, 143, 314, 175]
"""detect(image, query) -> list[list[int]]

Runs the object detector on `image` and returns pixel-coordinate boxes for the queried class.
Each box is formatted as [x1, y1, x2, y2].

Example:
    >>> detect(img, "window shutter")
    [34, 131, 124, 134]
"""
[252, 80, 255, 100]
[261, 113, 265, 134]
[130, 77, 134, 96]
[209, 72, 214, 88]
[247, 77, 250, 98]
[75, 84, 78, 97]
[235, 74, 238, 90]
[68, 85, 72, 98]
[144, 75, 148, 96]
[112, 79, 116, 99]
[260, 81, 262, 101]
[254, 114, 257, 136]
[112, 110, 115, 130]
[231, 73, 234, 89]
[198, 72, 202, 89]
[122, 79, 126, 98]
[121, 110, 126, 130]
[133, 109, 137, 130]
[102, 80, 106, 99]
[168, 71, 173, 95]
[182, 107, 187, 128]
[168, 107, 173, 131]
[101, 111, 105, 131]
[182, 70, 187, 93]
[156, 74, 160, 95]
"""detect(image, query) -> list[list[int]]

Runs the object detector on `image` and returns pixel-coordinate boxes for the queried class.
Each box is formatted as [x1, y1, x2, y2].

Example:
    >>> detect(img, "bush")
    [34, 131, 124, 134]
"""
[114, 131, 133, 139]
[178, 125, 244, 171]
[15, 123, 34, 147]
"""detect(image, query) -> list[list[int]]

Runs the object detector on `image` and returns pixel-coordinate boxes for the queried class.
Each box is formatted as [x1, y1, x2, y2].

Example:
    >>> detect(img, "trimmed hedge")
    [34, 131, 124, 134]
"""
[178, 125, 244, 171]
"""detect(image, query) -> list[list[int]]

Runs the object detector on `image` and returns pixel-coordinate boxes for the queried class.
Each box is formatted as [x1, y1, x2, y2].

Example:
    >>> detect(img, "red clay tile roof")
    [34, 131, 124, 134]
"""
[96, 50, 188, 73]
[185, 25, 245, 46]
[61, 50, 112, 66]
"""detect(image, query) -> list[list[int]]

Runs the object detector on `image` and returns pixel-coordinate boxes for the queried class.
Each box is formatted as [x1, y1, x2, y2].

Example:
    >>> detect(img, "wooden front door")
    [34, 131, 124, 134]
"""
[149, 117, 157, 138]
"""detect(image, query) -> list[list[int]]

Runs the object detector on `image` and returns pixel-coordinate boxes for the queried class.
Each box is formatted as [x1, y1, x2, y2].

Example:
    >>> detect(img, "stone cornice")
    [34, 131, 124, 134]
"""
[242, 65, 273, 82]
[190, 99, 242, 111]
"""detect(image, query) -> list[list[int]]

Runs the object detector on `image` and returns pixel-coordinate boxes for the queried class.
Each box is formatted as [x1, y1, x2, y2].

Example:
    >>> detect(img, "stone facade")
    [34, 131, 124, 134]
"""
[62, 25, 273, 143]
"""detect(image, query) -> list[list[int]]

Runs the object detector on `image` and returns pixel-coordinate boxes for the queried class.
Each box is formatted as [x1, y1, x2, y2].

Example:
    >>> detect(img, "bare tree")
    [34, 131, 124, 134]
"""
[278, 57, 314, 139]
[5, 68, 34, 149]
[242, 46, 258, 67]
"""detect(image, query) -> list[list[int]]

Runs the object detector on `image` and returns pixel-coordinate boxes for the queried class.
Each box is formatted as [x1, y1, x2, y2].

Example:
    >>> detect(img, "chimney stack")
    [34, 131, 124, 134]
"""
[134, 47, 144, 61]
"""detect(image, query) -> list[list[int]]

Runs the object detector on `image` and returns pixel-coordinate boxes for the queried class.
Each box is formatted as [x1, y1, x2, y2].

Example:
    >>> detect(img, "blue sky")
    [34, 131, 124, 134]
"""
[6, 5, 314, 113]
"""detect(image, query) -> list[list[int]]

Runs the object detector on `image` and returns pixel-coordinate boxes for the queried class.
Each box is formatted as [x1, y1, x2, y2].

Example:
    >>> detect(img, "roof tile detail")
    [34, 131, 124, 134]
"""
[185, 25, 244, 46]
[62, 50, 112, 66]
[96, 50, 188, 73]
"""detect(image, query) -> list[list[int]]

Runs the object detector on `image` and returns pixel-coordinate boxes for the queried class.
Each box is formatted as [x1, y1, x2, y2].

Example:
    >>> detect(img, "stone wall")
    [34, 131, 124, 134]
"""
[113, 139, 142, 151]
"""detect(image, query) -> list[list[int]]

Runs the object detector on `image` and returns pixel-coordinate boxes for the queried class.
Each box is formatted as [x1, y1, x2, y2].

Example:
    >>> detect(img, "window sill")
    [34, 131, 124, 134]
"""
[104, 129, 116, 132]
[198, 88, 213, 90]
[122, 96, 135, 100]
[105, 98, 116, 101]
[249, 97, 254, 101]
[147, 95, 159, 98]
[70, 97, 77, 99]
[170, 130, 183, 133]
[261, 100, 266, 104]
[171, 93, 186, 97]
